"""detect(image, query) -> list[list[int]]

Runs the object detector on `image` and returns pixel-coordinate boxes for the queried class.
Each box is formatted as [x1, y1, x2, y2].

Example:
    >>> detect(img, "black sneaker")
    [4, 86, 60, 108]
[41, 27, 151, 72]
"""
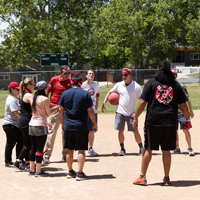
[5, 161, 14, 168]
[29, 170, 35, 176]
[118, 149, 126, 156]
[14, 160, 27, 172]
[76, 172, 88, 181]
[35, 170, 49, 177]
[67, 170, 76, 179]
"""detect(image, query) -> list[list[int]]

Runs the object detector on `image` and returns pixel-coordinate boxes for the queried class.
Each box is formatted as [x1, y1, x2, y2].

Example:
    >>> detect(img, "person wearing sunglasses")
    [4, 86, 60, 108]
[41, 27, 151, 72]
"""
[43, 65, 72, 164]
[102, 68, 144, 156]
[2, 82, 23, 168]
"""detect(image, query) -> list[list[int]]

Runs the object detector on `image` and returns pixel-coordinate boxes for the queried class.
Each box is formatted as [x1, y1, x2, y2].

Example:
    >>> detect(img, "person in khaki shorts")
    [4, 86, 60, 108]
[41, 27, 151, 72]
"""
[43, 65, 72, 164]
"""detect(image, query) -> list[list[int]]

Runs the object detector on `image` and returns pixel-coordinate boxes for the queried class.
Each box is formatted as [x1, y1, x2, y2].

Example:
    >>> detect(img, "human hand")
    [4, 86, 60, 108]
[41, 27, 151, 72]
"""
[102, 103, 106, 113]
[190, 110, 194, 119]
[184, 121, 192, 129]
[130, 113, 135, 119]
[93, 123, 98, 132]
[133, 119, 138, 130]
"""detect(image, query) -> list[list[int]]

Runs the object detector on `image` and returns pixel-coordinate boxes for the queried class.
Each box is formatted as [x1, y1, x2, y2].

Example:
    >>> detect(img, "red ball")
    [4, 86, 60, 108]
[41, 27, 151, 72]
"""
[108, 92, 120, 105]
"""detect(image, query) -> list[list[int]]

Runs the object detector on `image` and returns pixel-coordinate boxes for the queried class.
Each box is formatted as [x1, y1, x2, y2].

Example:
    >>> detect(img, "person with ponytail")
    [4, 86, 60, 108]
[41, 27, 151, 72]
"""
[2, 82, 23, 167]
[14, 78, 35, 171]
[28, 81, 58, 177]
[132, 60, 191, 186]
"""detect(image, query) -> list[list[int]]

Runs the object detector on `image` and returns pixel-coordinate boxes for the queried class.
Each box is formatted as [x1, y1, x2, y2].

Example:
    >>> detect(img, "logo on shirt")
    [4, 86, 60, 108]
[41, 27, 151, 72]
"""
[87, 87, 95, 96]
[155, 84, 173, 104]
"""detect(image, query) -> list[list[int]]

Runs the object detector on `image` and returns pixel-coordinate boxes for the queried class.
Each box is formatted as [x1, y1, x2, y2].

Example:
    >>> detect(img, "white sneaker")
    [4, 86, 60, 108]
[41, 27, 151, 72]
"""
[188, 147, 195, 156]
[43, 156, 50, 164]
[87, 149, 98, 156]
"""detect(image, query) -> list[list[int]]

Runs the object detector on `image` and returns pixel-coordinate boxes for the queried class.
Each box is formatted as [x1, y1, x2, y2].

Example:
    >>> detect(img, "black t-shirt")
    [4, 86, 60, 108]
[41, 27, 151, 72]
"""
[141, 78, 188, 126]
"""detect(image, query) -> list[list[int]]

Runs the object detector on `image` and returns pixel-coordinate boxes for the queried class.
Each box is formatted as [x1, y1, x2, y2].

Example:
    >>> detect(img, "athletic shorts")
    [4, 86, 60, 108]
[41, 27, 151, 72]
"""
[64, 130, 89, 150]
[88, 113, 97, 131]
[29, 126, 48, 136]
[114, 112, 137, 132]
[144, 125, 176, 151]
[177, 114, 186, 130]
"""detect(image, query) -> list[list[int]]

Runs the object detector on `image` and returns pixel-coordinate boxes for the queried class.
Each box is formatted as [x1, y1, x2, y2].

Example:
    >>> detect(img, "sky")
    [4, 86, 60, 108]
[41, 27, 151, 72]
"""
[0, 21, 8, 43]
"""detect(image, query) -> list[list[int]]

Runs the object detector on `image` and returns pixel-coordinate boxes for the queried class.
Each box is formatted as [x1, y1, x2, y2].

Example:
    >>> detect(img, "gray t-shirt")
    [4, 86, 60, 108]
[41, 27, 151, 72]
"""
[2, 94, 20, 127]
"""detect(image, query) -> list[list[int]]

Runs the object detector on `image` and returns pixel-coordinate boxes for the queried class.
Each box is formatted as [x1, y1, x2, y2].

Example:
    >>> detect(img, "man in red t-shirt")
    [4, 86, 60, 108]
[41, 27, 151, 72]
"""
[43, 65, 72, 164]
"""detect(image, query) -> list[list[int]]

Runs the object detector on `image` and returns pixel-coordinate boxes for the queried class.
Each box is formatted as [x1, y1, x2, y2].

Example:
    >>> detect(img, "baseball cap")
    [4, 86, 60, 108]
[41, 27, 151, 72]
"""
[71, 73, 82, 86]
[36, 81, 51, 90]
[8, 82, 20, 89]
[171, 70, 177, 74]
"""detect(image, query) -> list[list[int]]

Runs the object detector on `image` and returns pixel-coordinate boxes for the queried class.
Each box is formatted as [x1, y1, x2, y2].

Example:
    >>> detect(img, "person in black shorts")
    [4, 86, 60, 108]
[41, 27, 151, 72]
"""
[132, 60, 191, 186]
[59, 73, 97, 181]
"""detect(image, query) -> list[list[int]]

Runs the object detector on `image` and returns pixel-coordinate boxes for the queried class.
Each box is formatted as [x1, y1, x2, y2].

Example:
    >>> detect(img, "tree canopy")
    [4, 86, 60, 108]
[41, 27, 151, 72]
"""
[0, 0, 200, 70]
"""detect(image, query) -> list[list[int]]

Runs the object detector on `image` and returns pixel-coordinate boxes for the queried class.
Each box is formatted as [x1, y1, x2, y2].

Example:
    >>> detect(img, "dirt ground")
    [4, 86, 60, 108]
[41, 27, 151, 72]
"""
[1, 111, 200, 200]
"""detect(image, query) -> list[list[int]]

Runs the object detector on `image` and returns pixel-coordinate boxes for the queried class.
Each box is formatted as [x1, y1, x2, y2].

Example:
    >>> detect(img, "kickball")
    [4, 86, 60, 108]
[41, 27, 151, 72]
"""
[108, 92, 119, 105]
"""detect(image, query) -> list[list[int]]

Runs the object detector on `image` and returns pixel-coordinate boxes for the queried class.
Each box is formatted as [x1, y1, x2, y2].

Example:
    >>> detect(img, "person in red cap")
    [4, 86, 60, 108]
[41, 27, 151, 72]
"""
[102, 68, 144, 156]
[2, 82, 23, 167]
[171, 70, 195, 156]
[43, 65, 72, 164]
[59, 73, 97, 181]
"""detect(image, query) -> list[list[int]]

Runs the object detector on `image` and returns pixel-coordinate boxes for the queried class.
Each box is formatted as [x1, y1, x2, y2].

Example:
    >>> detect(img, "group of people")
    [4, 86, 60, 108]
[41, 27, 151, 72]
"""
[3, 60, 194, 184]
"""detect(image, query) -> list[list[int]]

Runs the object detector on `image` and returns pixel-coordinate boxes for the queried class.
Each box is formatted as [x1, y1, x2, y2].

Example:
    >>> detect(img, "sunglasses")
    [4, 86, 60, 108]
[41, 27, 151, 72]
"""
[122, 74, 129, 77]
[63, 72, 71, 75]
[13, 88, 19, 91]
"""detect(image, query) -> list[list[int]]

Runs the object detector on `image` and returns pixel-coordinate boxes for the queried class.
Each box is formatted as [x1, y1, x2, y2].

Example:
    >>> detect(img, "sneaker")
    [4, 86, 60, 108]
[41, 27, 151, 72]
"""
[35, 170, 49, 177]
[43, 156, 50, 164]
[87, 148, 98, 156]
[14, 160, 27, 172]
[5, 161, 14, 168]
[170, 147, 181, 154]
[118, 149, 126, 156]
[76, 172, 88, 181]
[28, 170, 35, 176]
[163, 177, 171, 186]
[139, 148, 145, 155]
[133, 176, 147, 185]
[67, 170, 76, 179]
[188, 147, 195, 156]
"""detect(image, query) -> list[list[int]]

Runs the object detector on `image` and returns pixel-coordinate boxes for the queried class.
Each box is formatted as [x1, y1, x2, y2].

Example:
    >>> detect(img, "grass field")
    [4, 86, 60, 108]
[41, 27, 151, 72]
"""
[0, 82, 200, 118]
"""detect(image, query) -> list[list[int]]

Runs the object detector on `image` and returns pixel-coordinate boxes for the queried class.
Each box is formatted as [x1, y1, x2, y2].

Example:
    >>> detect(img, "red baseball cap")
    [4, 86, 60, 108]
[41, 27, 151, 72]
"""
[122, 69, 131, 75]
[71, 73, 82, 86]
[171, 70, 177, 74]
[8, 82, 20, 89]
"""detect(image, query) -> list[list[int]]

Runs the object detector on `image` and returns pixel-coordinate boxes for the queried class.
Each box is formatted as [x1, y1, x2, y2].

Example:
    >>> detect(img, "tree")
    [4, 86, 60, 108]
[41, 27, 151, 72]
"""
[0, 0, 108, 70]
[92, 0, 200, 69]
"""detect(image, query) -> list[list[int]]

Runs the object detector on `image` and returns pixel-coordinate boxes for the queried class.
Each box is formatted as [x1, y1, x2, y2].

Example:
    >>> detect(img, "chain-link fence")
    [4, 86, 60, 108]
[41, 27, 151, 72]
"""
[0, 68, 199, 89]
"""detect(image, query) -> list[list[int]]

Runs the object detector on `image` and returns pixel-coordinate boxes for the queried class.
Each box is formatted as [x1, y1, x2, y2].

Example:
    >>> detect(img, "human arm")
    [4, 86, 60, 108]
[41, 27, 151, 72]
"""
[13, 110, 20, 117]
[95, 96, 99, 111]
[87, 107, 98, 132]
[180, 102, 191, 129]
[59, 105, 65, 131]
[42, 97, 58, 117]
[132, 99, 147, 129]
[187, 96, 194, 118]
[102, 91, 111, 113]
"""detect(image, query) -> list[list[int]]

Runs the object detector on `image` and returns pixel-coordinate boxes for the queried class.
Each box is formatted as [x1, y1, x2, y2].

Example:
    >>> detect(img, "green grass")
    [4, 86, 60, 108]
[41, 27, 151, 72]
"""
[0, 82, 200, 118]
[188, 73, 199, 78]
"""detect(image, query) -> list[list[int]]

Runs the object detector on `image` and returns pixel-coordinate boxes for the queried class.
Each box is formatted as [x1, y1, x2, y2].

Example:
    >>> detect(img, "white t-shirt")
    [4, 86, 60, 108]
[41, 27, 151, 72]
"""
[81, 81, 99, 113]
[110, 80, 142, 116]
[3, 94, 20, 127]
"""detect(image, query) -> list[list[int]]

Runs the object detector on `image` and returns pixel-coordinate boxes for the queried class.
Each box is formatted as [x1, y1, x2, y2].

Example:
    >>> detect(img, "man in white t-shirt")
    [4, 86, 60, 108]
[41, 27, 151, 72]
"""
[81, 68, 100, 156]
[102, 68, 144, 156]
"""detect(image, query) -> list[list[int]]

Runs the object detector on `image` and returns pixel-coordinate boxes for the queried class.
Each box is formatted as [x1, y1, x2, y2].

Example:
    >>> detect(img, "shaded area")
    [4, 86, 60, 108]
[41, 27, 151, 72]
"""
[149, 180, 200, 187]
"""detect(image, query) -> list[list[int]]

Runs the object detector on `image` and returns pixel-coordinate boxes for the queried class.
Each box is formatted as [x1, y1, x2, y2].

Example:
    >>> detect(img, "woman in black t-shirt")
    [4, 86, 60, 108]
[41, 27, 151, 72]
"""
[132, 60, 191, 186]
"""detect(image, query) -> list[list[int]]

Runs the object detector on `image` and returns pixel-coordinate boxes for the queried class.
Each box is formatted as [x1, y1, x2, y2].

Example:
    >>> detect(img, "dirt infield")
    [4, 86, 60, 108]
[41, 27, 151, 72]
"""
[1, 111, 200, 200]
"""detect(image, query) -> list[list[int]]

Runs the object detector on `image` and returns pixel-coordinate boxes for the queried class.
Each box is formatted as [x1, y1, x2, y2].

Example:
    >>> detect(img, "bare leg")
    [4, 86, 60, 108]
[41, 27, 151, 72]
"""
[30, 161, 35, 171]
[162, 150, 171, 177]
[141, 149, 152, 175]
[118, 130, 125, 144]
[183, 129, 192, 147]
[133, 131, 142, 144]
[36, 163, 41, 173]
[77, 150, 85, 172]
[66, 149, 74, 171]
[88, 131, 95, 148]
[176, 131, 179, 147]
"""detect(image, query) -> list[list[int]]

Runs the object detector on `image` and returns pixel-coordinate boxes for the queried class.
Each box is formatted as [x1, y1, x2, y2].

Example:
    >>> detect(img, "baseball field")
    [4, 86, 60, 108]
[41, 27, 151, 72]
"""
[1, 110, 200, 200]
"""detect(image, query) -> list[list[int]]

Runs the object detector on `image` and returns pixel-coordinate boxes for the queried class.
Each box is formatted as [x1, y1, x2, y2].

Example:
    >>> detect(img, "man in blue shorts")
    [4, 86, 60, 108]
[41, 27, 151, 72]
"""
[59, 73, 97, 181]
[171, 70, 195, 156]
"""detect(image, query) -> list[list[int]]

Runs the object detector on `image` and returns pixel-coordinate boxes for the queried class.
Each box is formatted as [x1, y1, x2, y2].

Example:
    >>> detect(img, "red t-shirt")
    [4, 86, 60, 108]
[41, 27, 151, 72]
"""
[48, 75, 72, 107]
